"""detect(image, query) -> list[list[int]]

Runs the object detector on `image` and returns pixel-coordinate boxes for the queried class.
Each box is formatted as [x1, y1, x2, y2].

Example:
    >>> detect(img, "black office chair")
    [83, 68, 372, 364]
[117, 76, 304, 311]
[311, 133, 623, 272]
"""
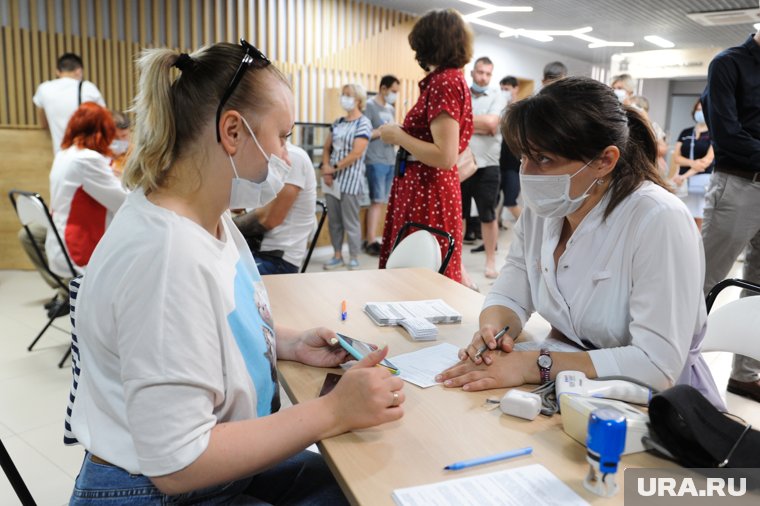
[300, 199, 327, 273]
[386, 222, 455, 275]
[0, 437, 36, 506]
[9, 190, 77, 368]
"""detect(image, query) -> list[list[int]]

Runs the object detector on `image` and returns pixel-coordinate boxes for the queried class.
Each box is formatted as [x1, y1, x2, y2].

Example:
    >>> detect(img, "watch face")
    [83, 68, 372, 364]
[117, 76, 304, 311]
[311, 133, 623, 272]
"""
[538, 354, 552, 368]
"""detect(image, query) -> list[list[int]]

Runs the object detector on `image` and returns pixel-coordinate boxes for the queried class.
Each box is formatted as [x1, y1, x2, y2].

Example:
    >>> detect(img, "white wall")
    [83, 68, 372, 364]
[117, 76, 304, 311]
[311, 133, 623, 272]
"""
[640, 78, 670, 130]
[464, 32, 594, 87]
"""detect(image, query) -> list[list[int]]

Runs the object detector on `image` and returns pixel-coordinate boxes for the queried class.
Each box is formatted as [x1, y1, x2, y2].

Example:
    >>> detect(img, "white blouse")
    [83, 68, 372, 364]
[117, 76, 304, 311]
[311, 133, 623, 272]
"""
[485, 181, 706, 390]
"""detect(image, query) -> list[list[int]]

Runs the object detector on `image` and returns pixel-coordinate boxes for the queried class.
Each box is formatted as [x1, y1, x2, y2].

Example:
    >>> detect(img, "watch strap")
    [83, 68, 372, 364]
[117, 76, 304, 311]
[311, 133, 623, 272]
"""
[538, 348, 552, 385]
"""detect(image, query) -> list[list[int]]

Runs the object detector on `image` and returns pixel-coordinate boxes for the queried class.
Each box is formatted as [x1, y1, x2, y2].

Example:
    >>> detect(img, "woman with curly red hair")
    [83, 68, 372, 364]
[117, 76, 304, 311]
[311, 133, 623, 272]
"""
[46, 101, 127, 278]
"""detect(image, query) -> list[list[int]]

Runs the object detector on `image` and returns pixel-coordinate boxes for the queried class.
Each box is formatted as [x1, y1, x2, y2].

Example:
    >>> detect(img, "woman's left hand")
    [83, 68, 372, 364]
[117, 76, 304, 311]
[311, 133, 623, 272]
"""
[435, 351, 531, 391]
[378, 123, 403, 145]
[293, 327, 349, 367]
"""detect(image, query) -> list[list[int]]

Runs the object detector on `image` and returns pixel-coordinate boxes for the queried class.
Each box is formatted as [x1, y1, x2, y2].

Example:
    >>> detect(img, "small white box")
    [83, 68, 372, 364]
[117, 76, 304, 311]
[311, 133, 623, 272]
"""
[499, 389, 542, 421]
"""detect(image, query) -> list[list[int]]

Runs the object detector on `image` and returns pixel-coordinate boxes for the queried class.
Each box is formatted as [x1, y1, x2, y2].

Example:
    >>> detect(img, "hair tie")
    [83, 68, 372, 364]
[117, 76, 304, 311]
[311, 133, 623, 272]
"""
[173, 53, 193, 72]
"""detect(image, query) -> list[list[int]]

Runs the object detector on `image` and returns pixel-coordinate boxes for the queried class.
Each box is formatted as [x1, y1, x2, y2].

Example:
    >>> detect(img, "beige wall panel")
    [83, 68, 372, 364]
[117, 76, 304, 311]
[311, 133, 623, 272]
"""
[9, 0, 22, 125]
[21, 28, 34, 126]
[138, 0, 147, 47]
[0, 130, 55, 269]
[0, 28, 8, 124]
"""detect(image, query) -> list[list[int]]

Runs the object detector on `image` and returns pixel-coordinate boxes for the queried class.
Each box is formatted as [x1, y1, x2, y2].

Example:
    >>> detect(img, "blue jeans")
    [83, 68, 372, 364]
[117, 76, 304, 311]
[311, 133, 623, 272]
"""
[254, 252, 299, 275]
[70, 451, 348, 505]
[366, 163, 394, 203]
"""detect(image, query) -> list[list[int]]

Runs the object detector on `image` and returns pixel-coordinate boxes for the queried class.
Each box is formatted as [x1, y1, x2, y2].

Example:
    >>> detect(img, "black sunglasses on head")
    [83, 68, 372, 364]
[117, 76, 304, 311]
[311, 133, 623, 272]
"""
[215, 38, 271, 143]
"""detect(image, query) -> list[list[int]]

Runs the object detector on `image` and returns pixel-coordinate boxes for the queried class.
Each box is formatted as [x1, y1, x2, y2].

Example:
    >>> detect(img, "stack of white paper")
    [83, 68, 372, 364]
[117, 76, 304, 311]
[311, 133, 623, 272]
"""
[399, 317, 438, 341]
[364, 299, 462, 326]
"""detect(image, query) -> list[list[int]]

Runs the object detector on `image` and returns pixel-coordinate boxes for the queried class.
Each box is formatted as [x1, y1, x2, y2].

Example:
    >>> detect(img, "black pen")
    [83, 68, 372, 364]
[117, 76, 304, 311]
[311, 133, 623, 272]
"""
[473, 325, 510, 359]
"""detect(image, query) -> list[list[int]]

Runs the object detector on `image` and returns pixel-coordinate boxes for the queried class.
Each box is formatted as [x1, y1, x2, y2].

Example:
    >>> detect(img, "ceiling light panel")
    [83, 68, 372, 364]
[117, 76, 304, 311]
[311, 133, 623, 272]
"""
[457, 0, 634, 48]
[644, 35, 675, 47]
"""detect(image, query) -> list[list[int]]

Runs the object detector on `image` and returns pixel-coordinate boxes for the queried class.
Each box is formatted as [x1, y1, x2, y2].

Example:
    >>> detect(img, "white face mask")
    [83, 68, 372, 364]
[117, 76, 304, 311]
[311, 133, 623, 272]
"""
[110, 139, 129, 155]
[385, 91, 397, 105]
[519, 158, 599, 218]
[613, 88, 628, 103]
[501, 90, 512, 103]
[228, 116, 290, 210]
[693, 110, 705, 124]
[340, 96, 356, 112]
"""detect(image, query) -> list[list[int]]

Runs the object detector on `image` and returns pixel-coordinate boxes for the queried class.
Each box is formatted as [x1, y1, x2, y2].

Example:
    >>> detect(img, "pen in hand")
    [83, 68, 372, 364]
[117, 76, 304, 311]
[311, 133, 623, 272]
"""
[473, 325, 510, 359]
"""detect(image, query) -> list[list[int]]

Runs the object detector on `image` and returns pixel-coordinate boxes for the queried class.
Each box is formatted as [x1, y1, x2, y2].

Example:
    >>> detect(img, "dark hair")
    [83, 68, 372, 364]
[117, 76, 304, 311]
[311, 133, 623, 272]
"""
[123, 43, 289, 191]
[408, 9, 473, 70]
[474, 56, 493, 67]
[502, 76, 667, 218]
[57, 53, 83, 72]
[61, 102, 115, 155]
[500, 76, 518, 88]
[543, 61, 567, 81]
[379, 74, 400, 90]
[691, 97, 702, 116]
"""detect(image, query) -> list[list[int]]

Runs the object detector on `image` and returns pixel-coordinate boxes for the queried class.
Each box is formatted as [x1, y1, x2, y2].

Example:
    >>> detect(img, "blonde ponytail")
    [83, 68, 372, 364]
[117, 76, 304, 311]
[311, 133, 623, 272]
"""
[122, 43, 289, 192]
[122, 49, 179, 191]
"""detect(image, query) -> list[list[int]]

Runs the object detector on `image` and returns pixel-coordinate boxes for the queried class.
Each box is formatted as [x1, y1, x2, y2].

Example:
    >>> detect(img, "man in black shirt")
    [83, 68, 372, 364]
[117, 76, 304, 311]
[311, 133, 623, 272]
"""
[701, 31, 760, 402]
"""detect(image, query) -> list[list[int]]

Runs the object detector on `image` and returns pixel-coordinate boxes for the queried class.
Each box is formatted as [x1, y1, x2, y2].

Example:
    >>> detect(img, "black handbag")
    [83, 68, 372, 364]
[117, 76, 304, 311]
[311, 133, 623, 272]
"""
[647, 384, 760, 469]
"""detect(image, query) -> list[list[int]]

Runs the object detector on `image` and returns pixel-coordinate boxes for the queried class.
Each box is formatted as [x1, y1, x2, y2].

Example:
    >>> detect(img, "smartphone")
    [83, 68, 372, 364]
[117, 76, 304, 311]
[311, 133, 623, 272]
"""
[336, 333, 400, 375]
[319, 373, 342, 397]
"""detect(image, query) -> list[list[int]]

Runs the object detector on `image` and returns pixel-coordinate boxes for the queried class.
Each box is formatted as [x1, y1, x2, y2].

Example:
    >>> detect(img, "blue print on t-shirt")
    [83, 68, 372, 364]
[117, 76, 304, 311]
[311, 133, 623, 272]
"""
[227, 255, 280, 416]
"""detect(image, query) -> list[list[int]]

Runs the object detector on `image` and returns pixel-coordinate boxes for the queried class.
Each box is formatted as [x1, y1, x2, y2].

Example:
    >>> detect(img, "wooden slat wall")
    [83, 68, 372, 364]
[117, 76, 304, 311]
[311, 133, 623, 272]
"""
[1, 0, 421, 128]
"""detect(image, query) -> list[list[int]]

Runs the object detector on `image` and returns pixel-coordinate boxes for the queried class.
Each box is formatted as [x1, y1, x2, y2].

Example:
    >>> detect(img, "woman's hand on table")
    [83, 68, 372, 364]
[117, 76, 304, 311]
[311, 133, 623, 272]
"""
[458, 324, 515, 365]
[326, 346, 405, 432]
[436, 351, 530, 391]
[291, 327, 349, 367]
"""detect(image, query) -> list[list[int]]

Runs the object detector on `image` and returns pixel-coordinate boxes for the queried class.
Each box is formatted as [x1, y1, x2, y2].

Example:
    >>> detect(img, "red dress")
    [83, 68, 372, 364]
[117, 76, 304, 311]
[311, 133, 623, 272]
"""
[378, 67, 473, 282]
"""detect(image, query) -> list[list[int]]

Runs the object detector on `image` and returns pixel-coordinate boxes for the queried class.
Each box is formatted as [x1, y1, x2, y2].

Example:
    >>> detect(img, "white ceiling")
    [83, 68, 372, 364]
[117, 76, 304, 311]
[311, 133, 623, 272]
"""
[367, 0, 758, 64]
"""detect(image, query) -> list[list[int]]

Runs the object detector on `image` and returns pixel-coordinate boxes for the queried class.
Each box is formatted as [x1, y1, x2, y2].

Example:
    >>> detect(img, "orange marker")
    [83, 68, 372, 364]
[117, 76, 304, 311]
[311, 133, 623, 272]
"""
[341, 300, 347, 321]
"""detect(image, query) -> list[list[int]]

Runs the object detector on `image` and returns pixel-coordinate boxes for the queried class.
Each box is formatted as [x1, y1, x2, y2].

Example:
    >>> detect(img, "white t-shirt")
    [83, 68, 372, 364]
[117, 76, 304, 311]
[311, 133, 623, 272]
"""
[469, 89, 507, 168]
[46, 146, 126, 277]
[260, 144, 317, 268]
[485, 182, 706, 390]
[68, 190, 280, 476]
[33, 77, 105, 153]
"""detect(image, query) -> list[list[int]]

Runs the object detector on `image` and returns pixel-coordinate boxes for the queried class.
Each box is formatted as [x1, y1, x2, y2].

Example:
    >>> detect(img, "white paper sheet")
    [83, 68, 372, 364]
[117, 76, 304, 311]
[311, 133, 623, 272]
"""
[321, 177, 341, 199]
[389, 343, 461, 388]
[392, 464, 589, 506]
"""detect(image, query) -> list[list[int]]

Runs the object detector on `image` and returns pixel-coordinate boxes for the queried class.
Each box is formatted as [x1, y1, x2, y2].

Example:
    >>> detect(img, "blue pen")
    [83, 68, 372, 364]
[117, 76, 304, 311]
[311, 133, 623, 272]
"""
[444, 447, 532, 471]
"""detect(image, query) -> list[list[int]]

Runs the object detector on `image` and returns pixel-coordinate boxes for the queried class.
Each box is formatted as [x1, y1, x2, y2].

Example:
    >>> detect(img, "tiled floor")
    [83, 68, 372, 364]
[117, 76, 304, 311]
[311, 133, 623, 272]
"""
[1, 224, 759, 505]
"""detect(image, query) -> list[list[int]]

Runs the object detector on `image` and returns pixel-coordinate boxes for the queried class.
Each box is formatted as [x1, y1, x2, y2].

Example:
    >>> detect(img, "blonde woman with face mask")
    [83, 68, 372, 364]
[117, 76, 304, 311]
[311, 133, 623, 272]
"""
[66, 41, 404, 505]
[320, 83, 372, 271]
[436, 77, 724, 411]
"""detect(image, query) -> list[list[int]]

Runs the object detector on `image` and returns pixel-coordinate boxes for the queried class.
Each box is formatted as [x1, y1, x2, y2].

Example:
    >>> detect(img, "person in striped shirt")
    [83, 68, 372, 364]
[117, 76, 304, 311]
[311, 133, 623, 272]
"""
[320, 83, 373, 270]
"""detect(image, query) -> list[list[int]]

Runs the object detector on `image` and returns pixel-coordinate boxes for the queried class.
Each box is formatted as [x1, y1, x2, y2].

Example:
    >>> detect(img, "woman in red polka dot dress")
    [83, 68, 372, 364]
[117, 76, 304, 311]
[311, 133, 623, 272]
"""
[377, 8, 474, 284]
